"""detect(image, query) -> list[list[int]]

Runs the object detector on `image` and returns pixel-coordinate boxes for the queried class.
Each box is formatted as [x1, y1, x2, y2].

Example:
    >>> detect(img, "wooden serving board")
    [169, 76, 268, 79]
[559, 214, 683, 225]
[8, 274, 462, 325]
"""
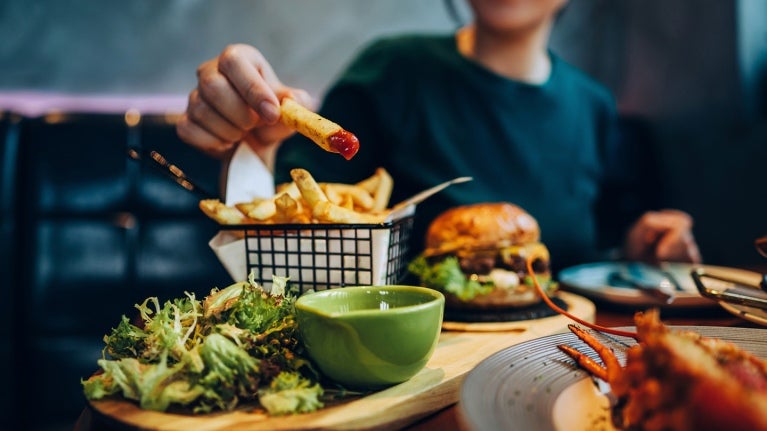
[89, 292, 594, 431]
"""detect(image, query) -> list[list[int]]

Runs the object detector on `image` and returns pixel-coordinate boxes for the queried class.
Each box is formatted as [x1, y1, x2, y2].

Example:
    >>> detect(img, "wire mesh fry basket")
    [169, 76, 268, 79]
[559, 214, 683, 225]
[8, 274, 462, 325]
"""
[219, 215, 414, 293]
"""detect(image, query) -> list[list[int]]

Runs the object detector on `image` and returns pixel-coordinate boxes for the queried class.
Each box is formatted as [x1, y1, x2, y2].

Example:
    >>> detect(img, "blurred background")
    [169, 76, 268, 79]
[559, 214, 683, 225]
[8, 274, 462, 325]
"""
[1, 0, 766, 430]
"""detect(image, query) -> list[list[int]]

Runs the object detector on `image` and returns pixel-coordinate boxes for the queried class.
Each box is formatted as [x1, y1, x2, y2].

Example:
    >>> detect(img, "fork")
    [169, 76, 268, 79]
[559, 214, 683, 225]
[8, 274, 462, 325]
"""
[127, 149, 216, 200]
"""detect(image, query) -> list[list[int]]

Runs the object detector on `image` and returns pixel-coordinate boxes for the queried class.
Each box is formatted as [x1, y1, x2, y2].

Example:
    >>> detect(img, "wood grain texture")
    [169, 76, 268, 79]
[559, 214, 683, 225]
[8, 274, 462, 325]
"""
[89, 292, 594, 431]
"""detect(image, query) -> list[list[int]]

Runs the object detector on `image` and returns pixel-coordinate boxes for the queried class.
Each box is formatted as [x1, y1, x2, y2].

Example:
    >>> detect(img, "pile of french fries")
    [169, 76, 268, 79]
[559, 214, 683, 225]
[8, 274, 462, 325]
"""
[200, 167, 393, 225]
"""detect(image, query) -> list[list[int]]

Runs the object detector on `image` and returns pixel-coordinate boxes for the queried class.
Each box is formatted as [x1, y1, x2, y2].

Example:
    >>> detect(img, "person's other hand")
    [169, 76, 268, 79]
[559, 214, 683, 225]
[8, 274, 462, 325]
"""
[623, 209, 702, 264]
[176, 44, 313, 161]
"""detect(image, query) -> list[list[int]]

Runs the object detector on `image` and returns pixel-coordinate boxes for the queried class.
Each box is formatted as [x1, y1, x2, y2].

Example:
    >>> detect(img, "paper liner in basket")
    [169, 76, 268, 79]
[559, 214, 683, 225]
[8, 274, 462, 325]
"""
[209, 230, 249, 283]
[208, 145, 263, 282]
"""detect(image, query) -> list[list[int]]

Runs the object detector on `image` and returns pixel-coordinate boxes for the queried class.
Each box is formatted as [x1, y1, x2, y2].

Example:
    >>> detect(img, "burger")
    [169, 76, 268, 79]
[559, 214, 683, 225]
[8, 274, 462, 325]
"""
[408, 202, 557, 309]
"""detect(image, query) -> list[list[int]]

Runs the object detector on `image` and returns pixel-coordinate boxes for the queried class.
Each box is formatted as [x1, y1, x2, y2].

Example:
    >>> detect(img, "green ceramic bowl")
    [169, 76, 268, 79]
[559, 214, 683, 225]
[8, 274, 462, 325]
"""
[295, 285, 444, 390]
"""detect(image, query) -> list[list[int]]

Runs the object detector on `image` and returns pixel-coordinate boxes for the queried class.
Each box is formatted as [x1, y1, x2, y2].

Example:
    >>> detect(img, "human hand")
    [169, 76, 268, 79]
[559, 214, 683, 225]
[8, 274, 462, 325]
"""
[176, 44, 313, 161]
[623, 209, 702, 264]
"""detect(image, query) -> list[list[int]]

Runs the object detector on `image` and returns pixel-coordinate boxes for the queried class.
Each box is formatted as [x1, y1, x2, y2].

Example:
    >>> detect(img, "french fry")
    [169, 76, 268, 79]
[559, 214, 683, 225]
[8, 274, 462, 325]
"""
[236, 198, 277, 221]
[312, 201, 386, 224]
[354, 168, 393, 211]
[199, 199, 253, 225]
[340, 194, 355, 210]
[290, 168, 329, 207]
[356, 171, 381, 194]
[280, 98, 360, 160]
[322, 183, 374, 210]
[371, 168, 393, 211]
[321, 183, 343, 206]
[276, 181, 302, 200]
[200, 167, 395, 226]
[233, 202, 253, 214]
[273, 192, 301, 223]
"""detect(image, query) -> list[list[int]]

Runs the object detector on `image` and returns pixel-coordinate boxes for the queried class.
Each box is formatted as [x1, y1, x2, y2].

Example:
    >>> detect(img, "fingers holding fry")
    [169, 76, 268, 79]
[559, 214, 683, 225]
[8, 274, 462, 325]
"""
[279, 98, 360, 160]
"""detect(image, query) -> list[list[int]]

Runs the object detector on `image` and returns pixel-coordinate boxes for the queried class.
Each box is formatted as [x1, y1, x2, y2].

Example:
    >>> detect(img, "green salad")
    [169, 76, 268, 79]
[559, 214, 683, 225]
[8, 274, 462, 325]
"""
[82, 274, 324, 416]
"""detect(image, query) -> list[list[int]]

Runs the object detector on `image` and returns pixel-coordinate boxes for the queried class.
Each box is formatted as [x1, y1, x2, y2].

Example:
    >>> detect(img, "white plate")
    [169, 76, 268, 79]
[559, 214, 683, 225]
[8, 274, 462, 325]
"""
[557, 262, 756, 308]
[690, 266, 767, 326]
[720, 302, 767, 326]
[458, 326, 767, 431]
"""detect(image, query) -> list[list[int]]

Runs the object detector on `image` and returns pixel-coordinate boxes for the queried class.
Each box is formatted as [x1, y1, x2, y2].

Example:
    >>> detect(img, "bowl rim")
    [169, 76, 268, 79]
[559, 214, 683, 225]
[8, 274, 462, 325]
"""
[295, 285, 445, 318]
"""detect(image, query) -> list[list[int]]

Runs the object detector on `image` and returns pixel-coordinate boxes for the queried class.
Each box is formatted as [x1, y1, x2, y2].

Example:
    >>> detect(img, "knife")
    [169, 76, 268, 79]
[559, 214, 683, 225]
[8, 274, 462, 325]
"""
[607, 263, 676, 304]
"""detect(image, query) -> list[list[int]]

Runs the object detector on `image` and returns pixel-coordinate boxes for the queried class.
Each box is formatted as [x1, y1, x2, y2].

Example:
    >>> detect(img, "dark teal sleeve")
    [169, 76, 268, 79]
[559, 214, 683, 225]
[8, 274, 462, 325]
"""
[594, 104, 660, 252]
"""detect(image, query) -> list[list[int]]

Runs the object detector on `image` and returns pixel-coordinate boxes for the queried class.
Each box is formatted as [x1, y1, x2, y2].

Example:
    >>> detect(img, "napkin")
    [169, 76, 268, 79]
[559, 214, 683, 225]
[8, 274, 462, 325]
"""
[211, 143, 274, 281]
[224, 143, 275, 205]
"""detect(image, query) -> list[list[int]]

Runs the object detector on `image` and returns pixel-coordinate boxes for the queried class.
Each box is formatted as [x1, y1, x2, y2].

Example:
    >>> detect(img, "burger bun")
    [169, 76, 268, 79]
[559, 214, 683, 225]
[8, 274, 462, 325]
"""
[424, 202, 540, 256]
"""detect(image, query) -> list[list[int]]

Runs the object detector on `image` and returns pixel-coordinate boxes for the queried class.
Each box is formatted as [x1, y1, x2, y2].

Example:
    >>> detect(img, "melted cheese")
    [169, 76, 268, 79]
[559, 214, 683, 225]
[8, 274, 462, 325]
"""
[499, 242, 550, 265]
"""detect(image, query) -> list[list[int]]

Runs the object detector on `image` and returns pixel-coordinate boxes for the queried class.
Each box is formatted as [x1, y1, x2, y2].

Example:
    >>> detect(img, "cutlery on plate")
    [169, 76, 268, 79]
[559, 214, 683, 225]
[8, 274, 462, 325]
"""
[655, 263, 686, 292]
[607, 263, 676, 304]
[691, 267, 767, 310]
[128, 149, 216, 200]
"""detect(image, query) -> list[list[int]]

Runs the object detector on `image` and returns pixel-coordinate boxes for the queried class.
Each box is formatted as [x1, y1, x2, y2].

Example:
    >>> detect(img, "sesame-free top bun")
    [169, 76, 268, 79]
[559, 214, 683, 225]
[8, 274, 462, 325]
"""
[424, 202, 540, 256]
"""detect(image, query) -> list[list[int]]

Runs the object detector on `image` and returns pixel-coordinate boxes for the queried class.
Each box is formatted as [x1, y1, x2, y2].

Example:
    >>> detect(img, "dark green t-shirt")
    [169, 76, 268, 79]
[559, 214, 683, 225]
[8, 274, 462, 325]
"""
[276, 34, 643, 272]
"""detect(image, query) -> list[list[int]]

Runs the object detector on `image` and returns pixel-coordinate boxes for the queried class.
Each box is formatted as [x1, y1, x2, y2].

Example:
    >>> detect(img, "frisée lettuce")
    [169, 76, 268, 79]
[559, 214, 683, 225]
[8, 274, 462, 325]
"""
[82, 274, 324, 415]
[408, 255, 494, 301]
[408, 255, 556, 301]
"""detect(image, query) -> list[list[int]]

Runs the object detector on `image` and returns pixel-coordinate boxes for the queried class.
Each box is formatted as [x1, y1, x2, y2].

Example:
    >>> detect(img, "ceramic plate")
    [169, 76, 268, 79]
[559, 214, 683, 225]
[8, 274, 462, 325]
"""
[557, 262, 757, 308]
[458, 326, 767, 431]
[690, 266, 767, 326]
[720, 302, 767, 326]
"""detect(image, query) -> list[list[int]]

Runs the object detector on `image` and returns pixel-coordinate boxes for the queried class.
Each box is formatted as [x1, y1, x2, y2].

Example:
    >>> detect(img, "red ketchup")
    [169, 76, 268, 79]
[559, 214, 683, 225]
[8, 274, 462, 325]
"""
[328, 130, 360, 160]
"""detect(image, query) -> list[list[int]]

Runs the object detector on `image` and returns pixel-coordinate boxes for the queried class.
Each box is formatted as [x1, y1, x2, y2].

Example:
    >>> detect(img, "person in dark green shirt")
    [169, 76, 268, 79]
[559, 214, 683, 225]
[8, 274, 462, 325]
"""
[275, 34, 623, 271]
[177, 0, 701, 273]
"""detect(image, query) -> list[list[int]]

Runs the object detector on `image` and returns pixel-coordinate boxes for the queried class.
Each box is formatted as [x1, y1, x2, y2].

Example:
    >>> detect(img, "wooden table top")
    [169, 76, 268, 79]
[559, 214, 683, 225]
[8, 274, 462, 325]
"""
[75, 289, 765, 431]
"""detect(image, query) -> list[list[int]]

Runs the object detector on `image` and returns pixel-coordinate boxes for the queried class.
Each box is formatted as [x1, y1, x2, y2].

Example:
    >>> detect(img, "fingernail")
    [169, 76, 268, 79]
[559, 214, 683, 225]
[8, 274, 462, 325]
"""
[259, 101, 280, 123]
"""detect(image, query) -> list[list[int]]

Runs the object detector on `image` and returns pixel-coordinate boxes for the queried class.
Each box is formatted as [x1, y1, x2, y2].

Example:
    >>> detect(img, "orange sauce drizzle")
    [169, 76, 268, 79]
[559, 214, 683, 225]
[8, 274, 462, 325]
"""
[526, 258, 638, 339]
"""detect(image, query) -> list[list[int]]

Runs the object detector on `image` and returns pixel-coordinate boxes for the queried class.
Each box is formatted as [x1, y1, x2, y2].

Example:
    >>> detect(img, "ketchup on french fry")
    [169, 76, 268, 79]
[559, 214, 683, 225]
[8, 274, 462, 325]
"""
[328, 130, 360, 160]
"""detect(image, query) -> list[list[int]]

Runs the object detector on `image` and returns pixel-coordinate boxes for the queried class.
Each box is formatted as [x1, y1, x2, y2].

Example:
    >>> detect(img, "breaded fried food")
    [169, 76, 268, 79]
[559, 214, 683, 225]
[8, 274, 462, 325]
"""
[612, 310, 767, 431]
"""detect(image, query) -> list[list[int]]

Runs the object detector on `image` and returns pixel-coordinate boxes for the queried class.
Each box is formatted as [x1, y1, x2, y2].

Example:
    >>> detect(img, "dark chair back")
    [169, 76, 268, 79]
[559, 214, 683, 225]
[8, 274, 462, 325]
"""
[11, 112, 230, 430]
